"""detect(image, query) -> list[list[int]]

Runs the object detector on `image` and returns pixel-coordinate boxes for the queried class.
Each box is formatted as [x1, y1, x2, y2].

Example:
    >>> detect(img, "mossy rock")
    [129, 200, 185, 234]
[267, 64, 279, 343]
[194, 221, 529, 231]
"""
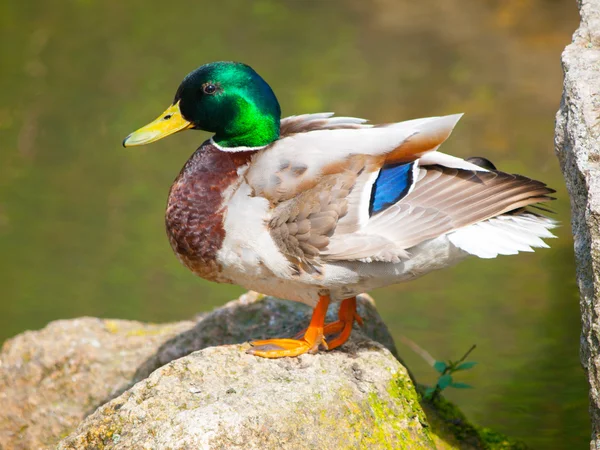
[1, 292, 526, 449]
[58, 340, 525, 449]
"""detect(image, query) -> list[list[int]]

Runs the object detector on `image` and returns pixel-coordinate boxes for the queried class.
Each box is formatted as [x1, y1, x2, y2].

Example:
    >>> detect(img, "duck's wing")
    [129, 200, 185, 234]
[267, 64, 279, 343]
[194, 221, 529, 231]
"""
[246, 113, 554, 271]
[321, 157, 555, 263]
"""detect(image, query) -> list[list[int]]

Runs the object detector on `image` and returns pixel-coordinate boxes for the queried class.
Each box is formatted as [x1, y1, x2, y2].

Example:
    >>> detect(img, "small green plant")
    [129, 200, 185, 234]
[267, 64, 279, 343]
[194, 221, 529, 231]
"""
[398, 336, 478, 401]
[424, 344, 477, 400]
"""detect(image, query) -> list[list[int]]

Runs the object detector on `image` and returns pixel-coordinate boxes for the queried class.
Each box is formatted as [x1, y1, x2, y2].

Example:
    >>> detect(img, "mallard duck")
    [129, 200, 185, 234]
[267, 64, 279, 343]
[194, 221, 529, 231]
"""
[123, 61, 556, 358]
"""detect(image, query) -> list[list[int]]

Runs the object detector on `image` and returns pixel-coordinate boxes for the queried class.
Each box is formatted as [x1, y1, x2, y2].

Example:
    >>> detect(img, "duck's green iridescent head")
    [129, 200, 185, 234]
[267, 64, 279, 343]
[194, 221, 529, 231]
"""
[123, 61, 281, 149]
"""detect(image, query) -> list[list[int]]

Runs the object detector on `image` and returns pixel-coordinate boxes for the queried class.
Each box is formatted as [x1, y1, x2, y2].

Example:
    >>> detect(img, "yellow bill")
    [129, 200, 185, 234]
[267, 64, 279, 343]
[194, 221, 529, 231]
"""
[123, 101, 193, 147]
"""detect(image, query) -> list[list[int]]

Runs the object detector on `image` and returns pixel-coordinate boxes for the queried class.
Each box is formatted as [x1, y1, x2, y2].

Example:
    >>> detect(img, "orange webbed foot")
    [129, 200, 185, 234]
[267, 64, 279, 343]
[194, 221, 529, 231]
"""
[247, 294, 330, 359]
[247, 295, 363, 358]
[247, 336, 328, 358]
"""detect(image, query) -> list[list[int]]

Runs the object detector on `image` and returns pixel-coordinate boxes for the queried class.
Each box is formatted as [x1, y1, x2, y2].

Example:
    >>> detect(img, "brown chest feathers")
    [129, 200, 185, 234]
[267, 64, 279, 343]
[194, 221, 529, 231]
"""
[165, 141, 254, 281]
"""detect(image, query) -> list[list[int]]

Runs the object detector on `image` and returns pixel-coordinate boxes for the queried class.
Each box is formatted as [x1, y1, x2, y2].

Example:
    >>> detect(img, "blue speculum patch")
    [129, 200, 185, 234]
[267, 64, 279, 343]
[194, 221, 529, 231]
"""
[369, 162, 415, 216]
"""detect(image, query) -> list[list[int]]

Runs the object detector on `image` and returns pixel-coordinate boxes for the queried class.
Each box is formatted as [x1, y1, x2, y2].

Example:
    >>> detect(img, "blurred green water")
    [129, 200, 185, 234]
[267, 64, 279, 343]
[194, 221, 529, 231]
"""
[0, 0, 587, 447]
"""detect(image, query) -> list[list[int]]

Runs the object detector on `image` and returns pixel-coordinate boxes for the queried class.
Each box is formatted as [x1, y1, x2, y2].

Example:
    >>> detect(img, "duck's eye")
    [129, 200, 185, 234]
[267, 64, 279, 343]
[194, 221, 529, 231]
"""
[203, 83, 217, 95]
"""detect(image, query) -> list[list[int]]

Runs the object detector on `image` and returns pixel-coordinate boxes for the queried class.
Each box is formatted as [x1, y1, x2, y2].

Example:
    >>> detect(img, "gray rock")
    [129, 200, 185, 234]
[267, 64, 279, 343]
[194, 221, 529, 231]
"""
[555, 1, 600, 446]
[0, 293, 398, 450]
[1, 292, 523, 449]
[58, 339, 434, 450]
[0, 318, 194, 450]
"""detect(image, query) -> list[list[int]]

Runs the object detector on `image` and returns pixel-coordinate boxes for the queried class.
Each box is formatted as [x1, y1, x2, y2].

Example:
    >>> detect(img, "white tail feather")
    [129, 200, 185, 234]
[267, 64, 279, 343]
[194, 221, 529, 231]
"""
[447, 213, 558, 259]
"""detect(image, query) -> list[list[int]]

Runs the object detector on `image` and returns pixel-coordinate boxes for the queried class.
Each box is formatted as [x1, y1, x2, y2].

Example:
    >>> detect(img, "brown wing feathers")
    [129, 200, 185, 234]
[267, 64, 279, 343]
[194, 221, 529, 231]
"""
[369, 165, 555, 250]
[269, 161, 554, 268]
[266, 124, 554, 269]
[269, 173, 353, 273]
[425, 168, 554, 220]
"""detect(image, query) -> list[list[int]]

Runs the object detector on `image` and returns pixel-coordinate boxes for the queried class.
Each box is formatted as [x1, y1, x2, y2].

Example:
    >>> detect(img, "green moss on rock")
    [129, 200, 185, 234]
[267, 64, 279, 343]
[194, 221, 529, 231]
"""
[421, 389, 528, 449]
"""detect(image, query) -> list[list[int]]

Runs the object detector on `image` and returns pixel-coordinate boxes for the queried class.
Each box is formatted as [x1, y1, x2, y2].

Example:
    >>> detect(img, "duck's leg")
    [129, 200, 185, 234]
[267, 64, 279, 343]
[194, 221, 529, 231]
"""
[292, 296, 363, 350]
[322, 296, 362, 350]
[247, 294, 330, 358]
